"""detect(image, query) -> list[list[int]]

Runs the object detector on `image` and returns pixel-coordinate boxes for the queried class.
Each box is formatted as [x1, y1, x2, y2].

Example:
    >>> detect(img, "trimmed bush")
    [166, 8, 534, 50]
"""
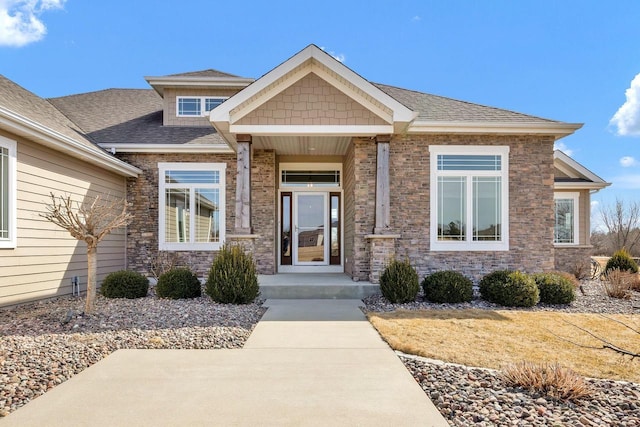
[533, 272, 576, 305]
[604, 249, 639, 275]
[379, 258, 419, 303]
[156, 268, 202, 299]
[479, 270, 539, 307]
[479, 270, 512, 303]
[205, 244, 259, 304]
[422, 271, 473, 303]
[101, 270, 149, 299]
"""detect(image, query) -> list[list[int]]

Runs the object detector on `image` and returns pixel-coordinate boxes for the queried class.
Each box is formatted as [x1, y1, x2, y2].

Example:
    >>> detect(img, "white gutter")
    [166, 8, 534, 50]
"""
[408, 121, 583, 138]
[0, 106, 141, 177]
[100, 143, 234, 154]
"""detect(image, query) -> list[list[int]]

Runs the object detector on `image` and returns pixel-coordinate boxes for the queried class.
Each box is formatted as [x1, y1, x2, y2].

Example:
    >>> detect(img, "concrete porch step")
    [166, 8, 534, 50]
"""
[258, 274, 380, 299]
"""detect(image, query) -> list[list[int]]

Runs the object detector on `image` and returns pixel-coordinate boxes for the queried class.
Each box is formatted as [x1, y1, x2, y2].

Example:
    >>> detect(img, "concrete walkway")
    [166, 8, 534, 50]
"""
[2, 299, 448, 426]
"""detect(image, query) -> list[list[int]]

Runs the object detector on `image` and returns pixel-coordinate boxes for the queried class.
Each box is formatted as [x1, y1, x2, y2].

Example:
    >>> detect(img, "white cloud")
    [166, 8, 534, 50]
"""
[620, 156, 639, 167]
[319, 46, 345, 63]
[412, 15, 422, 22]
[553, 141, 573, 156]
[610, 73, 640, 136]
[0, 0, 65, 47]
[610, 174, 640, 189]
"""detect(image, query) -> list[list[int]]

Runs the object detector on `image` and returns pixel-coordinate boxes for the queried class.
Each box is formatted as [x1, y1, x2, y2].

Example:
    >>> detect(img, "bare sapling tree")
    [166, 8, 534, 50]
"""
[551, 315, 639, 360]
[42, 193, 133, 313]
[600, 198, 640, 254]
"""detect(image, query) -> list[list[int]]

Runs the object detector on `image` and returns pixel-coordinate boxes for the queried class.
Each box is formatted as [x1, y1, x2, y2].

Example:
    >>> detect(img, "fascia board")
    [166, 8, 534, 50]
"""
[99, 143, 234, 154]
[0, 108, 141, 177]
[409, 121, 583, 137]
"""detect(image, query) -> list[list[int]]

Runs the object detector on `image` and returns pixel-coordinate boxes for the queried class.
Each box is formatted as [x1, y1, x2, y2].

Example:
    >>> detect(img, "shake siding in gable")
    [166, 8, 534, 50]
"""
[0, 134, 127, 307]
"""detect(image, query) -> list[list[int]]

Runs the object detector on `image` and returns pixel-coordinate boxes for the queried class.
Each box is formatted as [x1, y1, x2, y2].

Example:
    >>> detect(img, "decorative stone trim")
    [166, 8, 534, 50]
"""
[226, 234, 260, 239]
[365, 234, 401, 239]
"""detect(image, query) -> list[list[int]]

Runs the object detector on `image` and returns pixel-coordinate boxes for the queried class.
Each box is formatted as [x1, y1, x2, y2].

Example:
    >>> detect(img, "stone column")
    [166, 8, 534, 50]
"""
[235, 134, 252, 234]
[366, 135, 398, 284]
[374, 135, 391, 233]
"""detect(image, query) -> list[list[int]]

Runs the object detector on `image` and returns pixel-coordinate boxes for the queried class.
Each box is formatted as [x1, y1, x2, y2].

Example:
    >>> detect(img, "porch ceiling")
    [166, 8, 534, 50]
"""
[253, 135, 352, 155]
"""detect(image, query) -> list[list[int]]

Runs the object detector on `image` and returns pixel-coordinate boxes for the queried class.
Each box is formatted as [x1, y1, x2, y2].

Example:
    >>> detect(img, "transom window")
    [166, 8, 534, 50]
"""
[554, 192, 579, 245]
[158, 163, 226, 250]
[281, 170, 340, 187]
[430, 146, 509, 251]
[176, 96, 227, 117]
[0, 136, 16, 249]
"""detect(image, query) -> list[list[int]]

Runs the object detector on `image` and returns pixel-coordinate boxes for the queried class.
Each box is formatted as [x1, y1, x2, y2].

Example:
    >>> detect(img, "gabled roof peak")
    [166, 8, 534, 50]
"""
[166, 69, 243, 78]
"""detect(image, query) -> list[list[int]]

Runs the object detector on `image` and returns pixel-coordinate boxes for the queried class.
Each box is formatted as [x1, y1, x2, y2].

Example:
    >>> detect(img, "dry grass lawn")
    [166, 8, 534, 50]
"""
[368, 309, 640, 383]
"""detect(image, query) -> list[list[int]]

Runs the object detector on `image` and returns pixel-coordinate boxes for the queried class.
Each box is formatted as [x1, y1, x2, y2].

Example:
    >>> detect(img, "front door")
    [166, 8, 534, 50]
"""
[294, 193, 327, 265]
[280, 191, 342, 271]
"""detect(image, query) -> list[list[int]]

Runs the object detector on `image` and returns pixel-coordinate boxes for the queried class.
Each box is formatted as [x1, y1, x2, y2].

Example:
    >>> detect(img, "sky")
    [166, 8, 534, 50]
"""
[1, 0, 639, 230]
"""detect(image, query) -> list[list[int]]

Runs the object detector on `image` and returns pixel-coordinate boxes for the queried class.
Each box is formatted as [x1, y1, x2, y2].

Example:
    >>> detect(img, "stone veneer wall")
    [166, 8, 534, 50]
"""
[386, 134, 557, 281]
[118, 150, 276, 278]
[554, 246, 593, 277]
[342, 140, 355, 277]
[349, 137, 377, 281]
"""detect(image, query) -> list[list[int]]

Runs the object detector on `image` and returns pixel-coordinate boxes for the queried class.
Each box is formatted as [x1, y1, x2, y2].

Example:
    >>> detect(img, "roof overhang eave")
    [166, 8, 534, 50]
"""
[408, 121, 583, 138]
[98, 143, 234, 154]
[0, 107, 141, 177]
[144, 76, 255, 96]
[554, 182, 611, 191]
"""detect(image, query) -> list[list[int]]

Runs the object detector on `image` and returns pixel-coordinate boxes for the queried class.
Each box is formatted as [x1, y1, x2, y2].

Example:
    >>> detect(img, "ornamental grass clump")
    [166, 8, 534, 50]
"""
[532, 272, 576, 305]
[379, 258, 419, 303]
[422, 271, 473, 303]
[205, 244, 259, 304]
[603, 268, 634, 299]
[156, 267, 202, 299]
[479, 270, 539, 307]
[101, 270, 149, 299]
[502, 361, 591, 401]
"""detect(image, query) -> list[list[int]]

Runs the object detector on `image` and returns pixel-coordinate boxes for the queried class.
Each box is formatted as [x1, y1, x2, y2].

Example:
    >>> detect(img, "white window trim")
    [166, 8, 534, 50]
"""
[176, 96, 229, 117]
[0, 136, 17, 249]
[158, 162, 226, 251]
[554, 192, 580, 246]
[429, 145, 509, 251]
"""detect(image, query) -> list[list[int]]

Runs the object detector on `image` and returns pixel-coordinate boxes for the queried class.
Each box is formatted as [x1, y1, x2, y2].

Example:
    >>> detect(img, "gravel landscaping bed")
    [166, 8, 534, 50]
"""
[363, 280, 640, 315]
[0, 290, 266, 416]
[364, 280, 640, 426]
[403, 354, 640, 426]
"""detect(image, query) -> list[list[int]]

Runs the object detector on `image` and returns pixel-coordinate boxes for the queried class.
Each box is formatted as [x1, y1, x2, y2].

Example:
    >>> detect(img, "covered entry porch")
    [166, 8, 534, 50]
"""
[209, 45, 417, 283]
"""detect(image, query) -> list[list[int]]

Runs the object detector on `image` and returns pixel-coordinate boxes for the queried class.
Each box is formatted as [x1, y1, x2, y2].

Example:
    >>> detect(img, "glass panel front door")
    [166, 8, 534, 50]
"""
[294, 193, 327, 265]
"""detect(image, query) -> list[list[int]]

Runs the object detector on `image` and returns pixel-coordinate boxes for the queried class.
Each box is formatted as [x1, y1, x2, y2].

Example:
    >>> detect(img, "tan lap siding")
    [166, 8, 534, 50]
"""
[0, 134, 126, 307]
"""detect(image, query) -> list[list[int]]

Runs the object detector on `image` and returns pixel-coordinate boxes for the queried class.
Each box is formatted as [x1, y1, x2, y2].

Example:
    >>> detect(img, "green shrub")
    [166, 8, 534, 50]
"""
[156, 268, 202, 299]
[101, 270, 149, 299]
[479, 270, 539, 307]
[479, 270, 512, 303]
[533, 273, 576, 305]
[205, 244, 259, 304]
[422, 271, 473, 303]
[604, 249, 639, 275]
[379, 258, 419, 303]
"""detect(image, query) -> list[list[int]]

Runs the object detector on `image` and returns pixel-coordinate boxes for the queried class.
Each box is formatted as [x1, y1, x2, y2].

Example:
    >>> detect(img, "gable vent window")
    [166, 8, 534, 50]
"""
[177, 97, 227, 117]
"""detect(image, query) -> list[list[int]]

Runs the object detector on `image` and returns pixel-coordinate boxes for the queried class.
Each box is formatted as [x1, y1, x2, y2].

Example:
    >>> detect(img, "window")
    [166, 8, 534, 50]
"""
[176, 97, 227, 117]
[159, 163, 226, 250]
[429, 146, 509, 251]
[0, 136, 16, 249]
[554, 192, 579, 245]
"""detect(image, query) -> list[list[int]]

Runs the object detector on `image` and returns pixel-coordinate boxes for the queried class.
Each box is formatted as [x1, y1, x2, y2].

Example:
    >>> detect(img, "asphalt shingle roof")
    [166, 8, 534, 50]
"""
[166, 69, 241, 78]
[0, 75, 106, 152]
[49, 89, 226, 145]
[374, 83, 558, 123]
